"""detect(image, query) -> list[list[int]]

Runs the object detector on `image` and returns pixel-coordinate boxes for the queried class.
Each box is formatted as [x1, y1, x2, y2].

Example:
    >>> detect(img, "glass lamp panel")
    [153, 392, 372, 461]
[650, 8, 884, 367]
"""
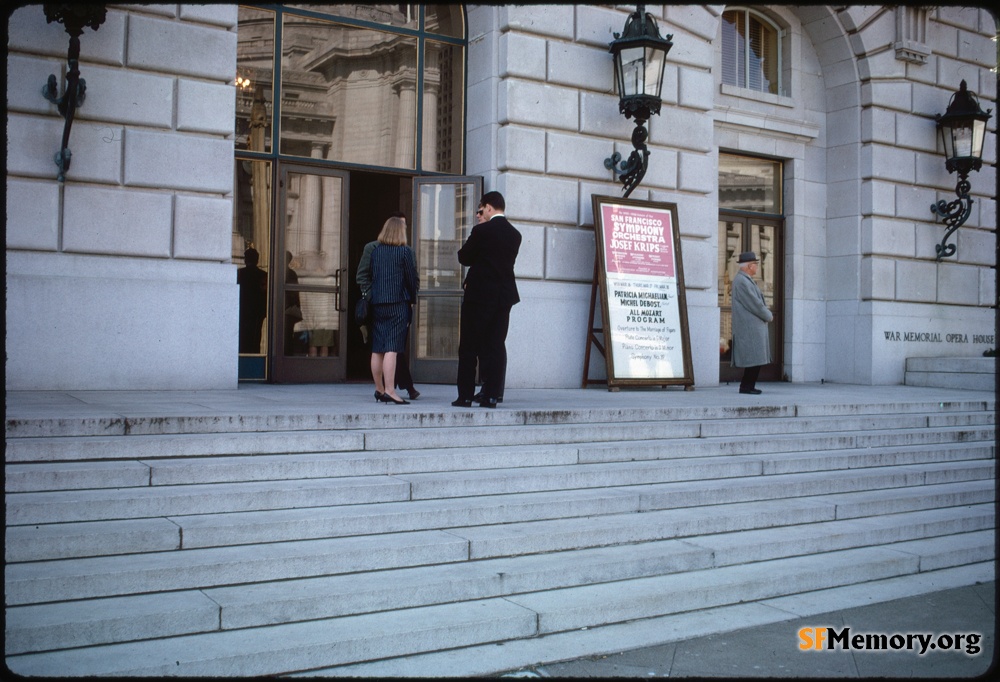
[619, 46, 645, 97]
[971, 119, 987, 159]
[643, 46, 665, 98]
[951, 123, 974, 159]
[940, 124, 955, 160]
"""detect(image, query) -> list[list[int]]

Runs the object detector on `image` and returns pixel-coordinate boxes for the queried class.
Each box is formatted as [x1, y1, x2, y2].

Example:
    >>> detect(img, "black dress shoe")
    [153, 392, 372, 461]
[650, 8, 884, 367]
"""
[473, 391, 502, 404]
[739, 388, 762, 394]
[479, 398, 498, 408]
[451, 398, 474, 407]
[406, 388, 420, 400]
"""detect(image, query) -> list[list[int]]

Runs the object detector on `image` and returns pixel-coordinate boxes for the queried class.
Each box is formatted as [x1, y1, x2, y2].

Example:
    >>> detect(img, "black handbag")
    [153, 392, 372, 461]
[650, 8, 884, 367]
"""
[355, 295, 370, 325]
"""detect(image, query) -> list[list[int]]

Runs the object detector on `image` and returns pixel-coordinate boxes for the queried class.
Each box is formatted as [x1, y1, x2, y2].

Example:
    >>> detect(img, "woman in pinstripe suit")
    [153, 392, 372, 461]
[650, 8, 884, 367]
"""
[368, 215, 419, 405]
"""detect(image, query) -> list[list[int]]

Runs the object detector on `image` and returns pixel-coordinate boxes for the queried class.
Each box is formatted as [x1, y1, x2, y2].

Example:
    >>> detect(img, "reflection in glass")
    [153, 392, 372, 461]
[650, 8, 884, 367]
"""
[286, 4, 418, 29]
[717, 220, 740, 362]
[280, 15, 418, 168]
[417, 182, 476, 290]
[235, 7, 274, 154]
[422, 41, 464, 172]
[425, 5, 464, 37]
[297, 291, 339, 356]
[417, 296, 461, 359]
[233, 158, 272, 356]
[750, 223, 776, 309]
[718, 153, 782, 213]
[284, 172, 343, 357]
[283, 250, 305, 356]
[717, 220, 741, 308]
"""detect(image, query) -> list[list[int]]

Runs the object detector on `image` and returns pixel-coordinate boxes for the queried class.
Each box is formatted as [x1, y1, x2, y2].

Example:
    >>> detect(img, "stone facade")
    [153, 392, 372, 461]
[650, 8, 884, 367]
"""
[6, 4, 239, 390]
[5, 5, 996, 391]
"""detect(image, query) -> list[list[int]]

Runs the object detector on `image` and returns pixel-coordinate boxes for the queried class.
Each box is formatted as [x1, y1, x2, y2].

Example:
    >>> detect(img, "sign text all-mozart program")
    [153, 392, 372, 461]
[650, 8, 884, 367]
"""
[591, 196, 693, 388]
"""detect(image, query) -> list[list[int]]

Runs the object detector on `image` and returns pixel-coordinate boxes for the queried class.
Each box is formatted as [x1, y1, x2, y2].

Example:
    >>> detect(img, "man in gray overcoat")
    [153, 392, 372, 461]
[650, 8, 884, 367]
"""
[731, 251, 773, 394]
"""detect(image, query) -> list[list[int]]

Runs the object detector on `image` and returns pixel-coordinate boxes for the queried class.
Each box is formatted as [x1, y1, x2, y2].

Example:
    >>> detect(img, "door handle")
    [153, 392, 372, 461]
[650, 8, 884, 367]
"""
[335, 267, 347, 312]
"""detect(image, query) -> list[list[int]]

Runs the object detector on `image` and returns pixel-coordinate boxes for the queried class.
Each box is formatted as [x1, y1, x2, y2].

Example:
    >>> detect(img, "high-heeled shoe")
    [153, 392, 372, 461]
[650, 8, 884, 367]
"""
[374, 390, 384, 402]
[378, 392, 409, 405]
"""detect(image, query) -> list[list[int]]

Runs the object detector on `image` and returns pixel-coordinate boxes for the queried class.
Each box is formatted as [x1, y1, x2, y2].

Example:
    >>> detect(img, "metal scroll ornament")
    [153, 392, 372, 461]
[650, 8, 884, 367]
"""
[41, 4, 107, 182]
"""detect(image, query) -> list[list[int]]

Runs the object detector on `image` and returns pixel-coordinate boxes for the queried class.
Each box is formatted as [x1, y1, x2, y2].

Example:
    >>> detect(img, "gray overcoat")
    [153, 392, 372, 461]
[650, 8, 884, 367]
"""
[730, 270, 773, 368]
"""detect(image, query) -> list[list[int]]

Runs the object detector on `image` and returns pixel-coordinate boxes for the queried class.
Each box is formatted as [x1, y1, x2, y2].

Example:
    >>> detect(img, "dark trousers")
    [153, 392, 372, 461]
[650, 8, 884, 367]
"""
[457, 298, 511, 401]
[482, 349, 506, 398]
[395, 351, 414, 391]
[739, 365, 762, 392]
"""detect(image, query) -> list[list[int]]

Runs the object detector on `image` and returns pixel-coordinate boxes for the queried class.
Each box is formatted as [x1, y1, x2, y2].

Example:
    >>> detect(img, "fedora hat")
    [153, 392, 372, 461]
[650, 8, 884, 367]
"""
[737, 251, 759, 263]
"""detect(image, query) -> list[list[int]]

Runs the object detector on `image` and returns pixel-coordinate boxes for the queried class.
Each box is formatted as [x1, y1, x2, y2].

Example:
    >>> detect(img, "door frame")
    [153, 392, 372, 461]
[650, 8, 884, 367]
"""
[270, 162, 351, 383]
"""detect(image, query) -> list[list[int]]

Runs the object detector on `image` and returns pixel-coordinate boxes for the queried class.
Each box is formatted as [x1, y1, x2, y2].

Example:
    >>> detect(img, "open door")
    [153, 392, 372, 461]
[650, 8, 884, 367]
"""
[271, 164, 350, 382]
[410, 176, 483, 383]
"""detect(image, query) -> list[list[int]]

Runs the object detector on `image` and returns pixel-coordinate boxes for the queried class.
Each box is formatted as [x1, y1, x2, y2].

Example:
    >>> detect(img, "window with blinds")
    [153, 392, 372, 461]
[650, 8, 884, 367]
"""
[721, 8, 782, 96]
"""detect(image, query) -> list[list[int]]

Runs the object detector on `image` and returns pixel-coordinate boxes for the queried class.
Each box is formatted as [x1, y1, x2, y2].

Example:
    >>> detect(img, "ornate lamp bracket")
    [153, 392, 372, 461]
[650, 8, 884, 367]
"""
[41, 3, 107, 182]
[931, 176, 973, 261]
[604, 119, 651, 199]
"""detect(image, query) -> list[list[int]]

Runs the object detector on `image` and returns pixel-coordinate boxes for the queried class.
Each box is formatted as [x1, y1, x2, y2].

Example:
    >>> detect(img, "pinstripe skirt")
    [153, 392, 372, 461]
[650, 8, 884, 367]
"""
[371, 302, 410, 353]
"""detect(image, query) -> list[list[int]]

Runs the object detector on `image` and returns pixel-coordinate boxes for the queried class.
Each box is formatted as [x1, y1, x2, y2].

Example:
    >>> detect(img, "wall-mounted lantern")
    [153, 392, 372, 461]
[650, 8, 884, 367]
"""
[603, 4, 673, 198]
[930, 79, 992, 260]
[41, 3, 107, 182]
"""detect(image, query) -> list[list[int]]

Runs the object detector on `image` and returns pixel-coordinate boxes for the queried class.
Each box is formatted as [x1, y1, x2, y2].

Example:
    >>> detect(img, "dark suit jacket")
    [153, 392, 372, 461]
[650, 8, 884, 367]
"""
[458, 215, 521, 307]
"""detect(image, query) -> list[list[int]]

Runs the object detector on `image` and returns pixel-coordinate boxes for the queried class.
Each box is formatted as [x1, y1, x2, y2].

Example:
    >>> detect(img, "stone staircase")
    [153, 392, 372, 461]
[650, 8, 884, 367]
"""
[4, 395, 995, 676]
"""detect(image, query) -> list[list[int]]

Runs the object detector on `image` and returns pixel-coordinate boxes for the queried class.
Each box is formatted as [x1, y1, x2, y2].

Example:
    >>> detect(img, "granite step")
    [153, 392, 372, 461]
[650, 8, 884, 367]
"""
[500, 541, 984, 635]
[7, 426, 991, 493]
[16, 492, 986, 608]
[7, 468, 991, 563]
[8, 539, 993, 677]
[311, 562, 996, 677]
[6, 508, 991, 655]
[7, 442, 992, 526]
[4, 530, 471, 606]
[7, 398, 992, 440]
[5, 416, 992, 465]
[5, 475, 413, 525]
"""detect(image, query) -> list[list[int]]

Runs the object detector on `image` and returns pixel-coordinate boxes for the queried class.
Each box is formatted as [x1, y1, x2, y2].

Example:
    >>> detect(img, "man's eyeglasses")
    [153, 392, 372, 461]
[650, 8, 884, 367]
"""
[476, 209, 484, 215]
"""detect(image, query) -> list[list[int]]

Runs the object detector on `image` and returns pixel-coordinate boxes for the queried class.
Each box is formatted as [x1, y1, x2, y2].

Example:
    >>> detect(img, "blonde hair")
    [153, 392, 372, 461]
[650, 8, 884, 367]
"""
[377, 216, 407, 246]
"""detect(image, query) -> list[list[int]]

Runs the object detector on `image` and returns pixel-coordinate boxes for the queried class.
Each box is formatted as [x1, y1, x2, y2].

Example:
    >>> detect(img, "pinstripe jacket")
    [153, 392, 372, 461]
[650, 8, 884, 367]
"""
[368, 244, 419, 305]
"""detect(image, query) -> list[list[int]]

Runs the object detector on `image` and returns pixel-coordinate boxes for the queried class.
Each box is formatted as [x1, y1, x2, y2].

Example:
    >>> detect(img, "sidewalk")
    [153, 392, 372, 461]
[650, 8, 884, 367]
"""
[504, 581, 996, 678]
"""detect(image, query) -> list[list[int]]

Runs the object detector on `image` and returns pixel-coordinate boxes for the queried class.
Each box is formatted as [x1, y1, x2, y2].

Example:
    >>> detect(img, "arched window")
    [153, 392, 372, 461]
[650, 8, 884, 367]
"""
[721, 8, 784, 96]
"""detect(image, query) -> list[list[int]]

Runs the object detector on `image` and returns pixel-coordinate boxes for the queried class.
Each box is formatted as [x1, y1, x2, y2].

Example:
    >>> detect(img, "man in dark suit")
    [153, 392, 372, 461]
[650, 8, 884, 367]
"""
[452, 191, 521, 408]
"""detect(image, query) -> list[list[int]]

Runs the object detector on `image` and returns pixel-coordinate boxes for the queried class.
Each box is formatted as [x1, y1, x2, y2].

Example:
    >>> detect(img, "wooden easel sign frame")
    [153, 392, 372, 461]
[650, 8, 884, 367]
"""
[590, 195, 694, 389]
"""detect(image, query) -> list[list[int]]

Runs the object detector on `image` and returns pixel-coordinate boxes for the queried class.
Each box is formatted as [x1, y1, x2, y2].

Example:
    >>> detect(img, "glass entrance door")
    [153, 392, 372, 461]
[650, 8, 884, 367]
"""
[410, 176, 483, 382]
[271, 164, 350, 382]
[718, 215, 783, 382]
